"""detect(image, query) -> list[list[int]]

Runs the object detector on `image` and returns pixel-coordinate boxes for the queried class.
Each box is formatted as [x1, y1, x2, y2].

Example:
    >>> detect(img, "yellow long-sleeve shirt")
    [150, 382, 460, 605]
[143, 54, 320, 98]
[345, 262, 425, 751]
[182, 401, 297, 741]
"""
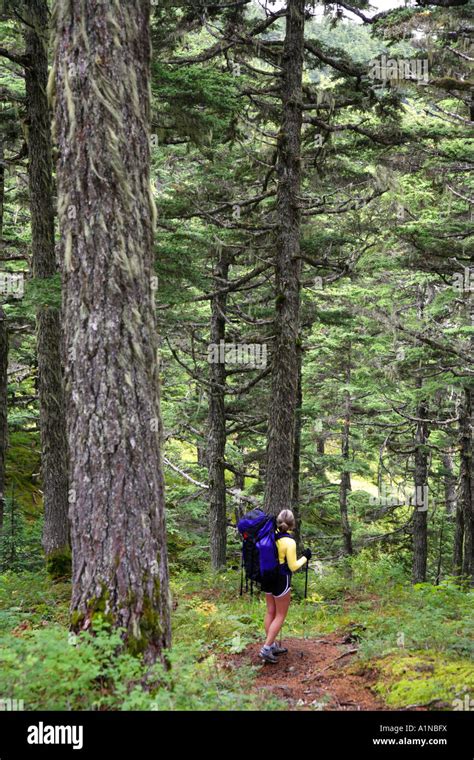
[276, 532, 307, 572]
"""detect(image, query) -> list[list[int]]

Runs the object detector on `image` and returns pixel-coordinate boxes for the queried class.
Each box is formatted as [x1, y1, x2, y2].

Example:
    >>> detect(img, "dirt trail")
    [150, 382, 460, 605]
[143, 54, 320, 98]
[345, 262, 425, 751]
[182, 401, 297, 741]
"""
[222, 633, 389, 710]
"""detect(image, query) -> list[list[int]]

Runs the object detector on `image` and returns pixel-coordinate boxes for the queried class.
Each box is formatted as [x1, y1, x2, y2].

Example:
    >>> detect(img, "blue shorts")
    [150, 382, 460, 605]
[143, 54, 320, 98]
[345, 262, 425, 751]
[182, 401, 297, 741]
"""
[262, 565, 292, 597]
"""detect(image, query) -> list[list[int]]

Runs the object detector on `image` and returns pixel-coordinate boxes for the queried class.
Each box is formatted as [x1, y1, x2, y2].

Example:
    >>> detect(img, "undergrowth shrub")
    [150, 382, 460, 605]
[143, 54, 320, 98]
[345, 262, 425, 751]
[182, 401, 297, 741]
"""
[0, 619, 283, 711]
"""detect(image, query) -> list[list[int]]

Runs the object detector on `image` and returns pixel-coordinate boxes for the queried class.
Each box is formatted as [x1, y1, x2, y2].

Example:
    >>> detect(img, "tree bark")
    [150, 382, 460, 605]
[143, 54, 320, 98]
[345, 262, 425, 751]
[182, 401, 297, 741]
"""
[460, 387, 473, 584]
[263, 0, 304, 517]
[53, 0, 171, 658]
[233, 441, 246, 524]
[197, 441, 207, 468]
[435, 517, 445, 585]
[453, 493, 464, 577]
[194, 384, 208, 467]
[339, 361, 353, 556]
[233, 452, 245, 493]
[412, 394, 429, 583]
[24, 0, 70, 572]
[292, 343, 302, 549]
[208, 249, 229, 570]
[442, 450, 456, 516]
[0, 138, 7, 533]
[0, 309, 7, 535]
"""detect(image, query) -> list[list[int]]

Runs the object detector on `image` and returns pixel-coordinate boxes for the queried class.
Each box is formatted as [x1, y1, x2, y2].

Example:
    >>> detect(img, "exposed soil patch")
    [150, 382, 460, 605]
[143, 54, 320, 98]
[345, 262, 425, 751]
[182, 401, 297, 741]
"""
[222, 633, 391, 710]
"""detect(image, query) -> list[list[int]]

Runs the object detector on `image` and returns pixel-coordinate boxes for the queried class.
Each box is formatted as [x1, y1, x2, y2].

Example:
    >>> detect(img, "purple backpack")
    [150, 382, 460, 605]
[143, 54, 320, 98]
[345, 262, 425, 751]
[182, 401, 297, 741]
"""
[237, 508, 290, 595]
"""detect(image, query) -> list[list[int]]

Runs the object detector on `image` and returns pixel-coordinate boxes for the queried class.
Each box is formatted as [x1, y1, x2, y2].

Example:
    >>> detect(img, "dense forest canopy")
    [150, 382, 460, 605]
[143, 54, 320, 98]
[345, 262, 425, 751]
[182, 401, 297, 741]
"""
[0, 0, 472, 719]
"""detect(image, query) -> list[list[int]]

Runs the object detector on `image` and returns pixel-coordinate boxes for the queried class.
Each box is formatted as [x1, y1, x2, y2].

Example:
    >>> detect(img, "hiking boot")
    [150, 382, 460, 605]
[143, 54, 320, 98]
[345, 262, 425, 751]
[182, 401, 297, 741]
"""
[271, 642, 288, 655]
[259, 647, 278, 664]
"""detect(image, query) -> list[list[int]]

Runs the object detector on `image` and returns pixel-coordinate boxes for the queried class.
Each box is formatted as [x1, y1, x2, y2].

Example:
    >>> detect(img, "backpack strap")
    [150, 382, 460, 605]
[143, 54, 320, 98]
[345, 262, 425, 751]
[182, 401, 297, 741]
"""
[275, 532, 293, 541]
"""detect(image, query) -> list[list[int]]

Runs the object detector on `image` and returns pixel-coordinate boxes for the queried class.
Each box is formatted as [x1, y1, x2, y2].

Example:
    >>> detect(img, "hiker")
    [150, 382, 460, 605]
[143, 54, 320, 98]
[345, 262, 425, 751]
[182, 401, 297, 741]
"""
[259, 509, 311, 663]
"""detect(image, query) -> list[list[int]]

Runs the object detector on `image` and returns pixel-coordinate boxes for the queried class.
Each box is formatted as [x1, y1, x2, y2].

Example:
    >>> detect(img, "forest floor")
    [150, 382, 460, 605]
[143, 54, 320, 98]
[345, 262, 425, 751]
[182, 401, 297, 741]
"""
[196, 565, 474, 712]
[0, 566, 472, 711]
[222, 633, 388, 710]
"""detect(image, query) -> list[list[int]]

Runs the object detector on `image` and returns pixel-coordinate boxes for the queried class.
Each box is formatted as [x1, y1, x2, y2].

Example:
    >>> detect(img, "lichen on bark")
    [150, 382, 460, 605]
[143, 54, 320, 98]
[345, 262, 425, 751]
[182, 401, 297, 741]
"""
[52, 0, 171, 661]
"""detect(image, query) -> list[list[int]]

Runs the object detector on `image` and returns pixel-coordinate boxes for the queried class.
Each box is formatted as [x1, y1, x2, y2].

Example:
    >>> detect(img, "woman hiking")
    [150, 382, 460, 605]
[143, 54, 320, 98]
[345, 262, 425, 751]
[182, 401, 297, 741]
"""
[259, 509, 312, 663]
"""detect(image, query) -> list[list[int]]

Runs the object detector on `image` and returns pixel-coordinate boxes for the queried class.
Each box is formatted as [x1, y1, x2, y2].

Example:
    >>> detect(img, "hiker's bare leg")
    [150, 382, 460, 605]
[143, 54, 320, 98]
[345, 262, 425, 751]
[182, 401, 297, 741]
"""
[264, 593, 276, 635]
[265, 591, 291, 646]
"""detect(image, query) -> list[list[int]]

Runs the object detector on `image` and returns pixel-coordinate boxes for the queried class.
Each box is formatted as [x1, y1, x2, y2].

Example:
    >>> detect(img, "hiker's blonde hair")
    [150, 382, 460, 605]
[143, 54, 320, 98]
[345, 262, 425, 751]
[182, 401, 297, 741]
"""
[276, 509, 295, 532]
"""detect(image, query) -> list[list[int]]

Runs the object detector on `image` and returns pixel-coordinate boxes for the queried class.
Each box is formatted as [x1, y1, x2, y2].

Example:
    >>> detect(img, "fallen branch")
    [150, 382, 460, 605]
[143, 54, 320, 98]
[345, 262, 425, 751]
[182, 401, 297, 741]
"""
[301, 648, 358, 682]
[163, 456, 259, 506]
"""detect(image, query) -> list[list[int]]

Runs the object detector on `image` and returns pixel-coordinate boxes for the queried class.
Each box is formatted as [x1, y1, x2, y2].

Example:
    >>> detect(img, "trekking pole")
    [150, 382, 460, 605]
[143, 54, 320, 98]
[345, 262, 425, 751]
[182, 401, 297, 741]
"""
[303, 559, 309, 640]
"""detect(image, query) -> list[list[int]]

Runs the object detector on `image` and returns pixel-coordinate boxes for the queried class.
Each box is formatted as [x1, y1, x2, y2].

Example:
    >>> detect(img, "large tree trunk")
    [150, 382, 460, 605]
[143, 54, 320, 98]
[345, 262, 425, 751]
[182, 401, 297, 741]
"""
[453, 493, 464, 577]
[412, 395, 429, 583]
[264, 0, 304, 516]
[292, 344, 302, 549]
[24, 0, 70, 573]
[208, 250, 229, 570]
[194, 384, 208, 467]
[451, 437, 464, 577]
[0, 307, 6, 533]
[0, 139, 7, 533]
[53, 0, 171, 658]
[339, 361, 353, 556]
[442, 450, 456, 516]
[460, 387, 473, 584]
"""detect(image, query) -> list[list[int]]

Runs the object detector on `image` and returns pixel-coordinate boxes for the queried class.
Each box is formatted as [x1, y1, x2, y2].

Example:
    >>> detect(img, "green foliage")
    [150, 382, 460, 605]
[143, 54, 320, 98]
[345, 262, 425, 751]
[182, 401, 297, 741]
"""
[23, 276, 62, 310]
[152, 63, 239, 147]
[374, 653, 474, 708]
[0, 571, 70, 632]
[0, 596, 282, 711]
[0, 498, 43, 573]
[1, 0, 472, 715]
[0, 562, 472, 711]
[301, 556, 474, 708]
[5, 431, 42, 512]
[45, 548, 72, 581]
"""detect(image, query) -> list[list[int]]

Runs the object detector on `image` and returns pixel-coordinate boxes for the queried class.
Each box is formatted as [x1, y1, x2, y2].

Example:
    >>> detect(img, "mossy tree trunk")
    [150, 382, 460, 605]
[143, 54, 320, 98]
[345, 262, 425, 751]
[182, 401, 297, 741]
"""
[0, 306, 6, 526]
[453, 492, 464, 577]
[442, 450, 456, 516]
[24, 0, 70, 573]
[208, 249, 229, 570]
[52, 0, 171, 659]
[292, 343, 302, 550]
[263, 0, 304, 517]
[0, 139, 7, 532]
[339, 359, 353, 556]
[0, 308, 6, 534]
[412, 394, 429, 584]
